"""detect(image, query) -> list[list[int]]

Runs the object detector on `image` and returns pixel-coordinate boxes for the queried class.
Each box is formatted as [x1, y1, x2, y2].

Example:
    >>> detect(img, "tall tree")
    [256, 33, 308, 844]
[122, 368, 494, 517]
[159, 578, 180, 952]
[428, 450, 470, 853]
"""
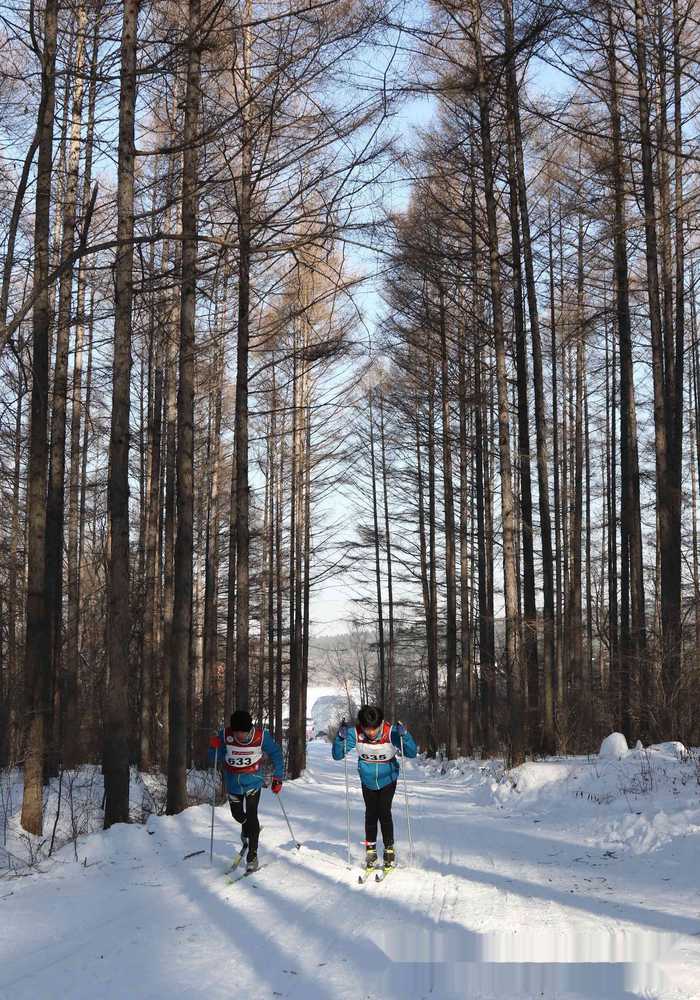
[21, 0, 59, 836]
[65, 7, 101, 769]
[474, 0, 523, 764]
[633, 0, 681, 732]
[104, 0, 140, 828]
[168, 0, 202, 814]
[233, 0, 253, 710]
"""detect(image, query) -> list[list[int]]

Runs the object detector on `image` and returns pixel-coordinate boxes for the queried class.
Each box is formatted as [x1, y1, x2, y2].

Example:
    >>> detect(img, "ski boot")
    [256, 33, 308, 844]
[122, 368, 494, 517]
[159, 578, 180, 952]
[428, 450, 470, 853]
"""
[245, 852, 259, 874]
[365, 842, 378, 870]
[383, 845, 396, 869]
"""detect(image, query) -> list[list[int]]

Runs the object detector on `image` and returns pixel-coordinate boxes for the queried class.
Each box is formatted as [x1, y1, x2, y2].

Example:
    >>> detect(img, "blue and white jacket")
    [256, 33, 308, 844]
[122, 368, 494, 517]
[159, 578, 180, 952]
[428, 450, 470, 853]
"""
[332, 721, 417, 790]
[209, 727, 284, 797]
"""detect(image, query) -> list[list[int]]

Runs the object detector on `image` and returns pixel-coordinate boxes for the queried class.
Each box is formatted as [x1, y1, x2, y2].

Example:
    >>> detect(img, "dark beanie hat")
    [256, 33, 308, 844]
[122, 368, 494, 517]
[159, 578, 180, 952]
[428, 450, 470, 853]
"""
[230, 709, 253, 730]
[357, 704, 383, 727]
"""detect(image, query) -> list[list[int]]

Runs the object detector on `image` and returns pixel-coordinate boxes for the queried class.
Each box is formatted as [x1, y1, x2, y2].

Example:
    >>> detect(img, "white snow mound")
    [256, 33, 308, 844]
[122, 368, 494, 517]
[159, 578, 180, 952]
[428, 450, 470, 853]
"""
[599, 732, 629, 759]
[649, 741, 687, 758]
[486, 741, 700, 855]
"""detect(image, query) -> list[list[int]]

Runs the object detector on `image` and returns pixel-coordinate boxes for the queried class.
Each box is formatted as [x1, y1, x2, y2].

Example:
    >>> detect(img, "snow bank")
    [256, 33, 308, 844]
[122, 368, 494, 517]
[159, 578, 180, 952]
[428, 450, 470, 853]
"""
[414, 741, 700, 857]
[414, 754, 505, 803]
[649, 740, 688, 758]
[493, 760, 583, 807]
[598, 807, 700, 854]
[495, 744, 700, 854]
[0, 764, 214, 875]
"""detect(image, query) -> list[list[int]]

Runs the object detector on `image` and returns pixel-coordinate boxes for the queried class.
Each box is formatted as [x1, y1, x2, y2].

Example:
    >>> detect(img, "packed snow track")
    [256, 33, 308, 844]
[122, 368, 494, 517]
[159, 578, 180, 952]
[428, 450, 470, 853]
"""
[1, 741, 699, 999]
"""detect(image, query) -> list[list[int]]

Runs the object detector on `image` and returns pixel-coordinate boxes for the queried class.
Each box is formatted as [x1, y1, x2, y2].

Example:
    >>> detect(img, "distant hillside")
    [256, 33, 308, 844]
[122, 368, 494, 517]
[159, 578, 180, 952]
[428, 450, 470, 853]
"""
[307, 633, 368, 686]
[308, 693, 358, 734]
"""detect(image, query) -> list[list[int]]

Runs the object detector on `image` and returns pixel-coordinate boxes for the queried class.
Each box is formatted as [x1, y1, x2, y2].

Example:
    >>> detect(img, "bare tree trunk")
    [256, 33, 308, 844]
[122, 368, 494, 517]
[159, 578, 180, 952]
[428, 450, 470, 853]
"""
[549, 204, 563, 730]
[469, 169, 493, 754]
[474, 338, 493, 753]
[190, 495, 204, 764]
[8, 336, 25, 758]
[438, 288, 458, 758]
[201, 329, 224, 757]
[20, 0, 58, 836]
[288, 343, 300, 765]
[690, 269, 700, 726]
[691, 403, 699, 736]
[46, 2, 87, 771]
[137, 341, 147, 697]
[427, 357, 439, 745]
[504, 1, 553, 749]
[64, 10, 100, 768]
[105, 0, 139, 828]
[368, 387, 386, 706]
[288, 326, 307, 778]
[275, 394, 285, 743]
[566, 217, 585, 729]
[234, 0, 253, 710]
[258, 450, 270, 723]
[474, 0, 523, 764]
[634, 0, 679, 731]
[504, 73, 537, 753]
[225, 445, 237, 714]
[141, 351, 162, 771]
[605, 307, 622, 734]
[78, 294, 94, 614]
[141, 197, 170, 771]
[415, 383, 436, 752]
[167, 0, 201, 814]
[584, 361, 593, 733]
[671, 0, 686, 732]
[379, 387, 395, 722]
[161, 222, 179, 766]
[458, 313, 472, 754]
[302, 406, 312, 756]
[267, 393, 276, 731]
[561, 215, 572, 710]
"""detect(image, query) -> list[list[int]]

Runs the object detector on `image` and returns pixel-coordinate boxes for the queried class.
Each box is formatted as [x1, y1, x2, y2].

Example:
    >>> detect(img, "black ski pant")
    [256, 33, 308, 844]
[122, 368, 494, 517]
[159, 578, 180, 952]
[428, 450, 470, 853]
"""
[228, 788, 261, 853]
[362, 781, 397, 847]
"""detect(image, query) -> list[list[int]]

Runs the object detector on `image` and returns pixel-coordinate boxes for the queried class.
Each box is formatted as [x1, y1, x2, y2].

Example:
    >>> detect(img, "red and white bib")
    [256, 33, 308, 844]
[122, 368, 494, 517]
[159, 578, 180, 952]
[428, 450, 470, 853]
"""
[355, 721, 397, 764]
[223, 727, 264, 774]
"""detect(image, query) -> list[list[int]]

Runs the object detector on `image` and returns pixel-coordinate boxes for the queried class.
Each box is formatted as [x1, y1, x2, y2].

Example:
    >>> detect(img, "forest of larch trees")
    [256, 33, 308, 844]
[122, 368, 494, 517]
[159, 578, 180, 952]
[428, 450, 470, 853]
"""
[1, 0, 699, 833]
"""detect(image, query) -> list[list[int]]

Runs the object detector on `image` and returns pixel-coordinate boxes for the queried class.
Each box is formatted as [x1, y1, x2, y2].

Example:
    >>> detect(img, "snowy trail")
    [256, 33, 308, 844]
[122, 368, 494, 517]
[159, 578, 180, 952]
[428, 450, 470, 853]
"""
[2, 742, 700, 1000]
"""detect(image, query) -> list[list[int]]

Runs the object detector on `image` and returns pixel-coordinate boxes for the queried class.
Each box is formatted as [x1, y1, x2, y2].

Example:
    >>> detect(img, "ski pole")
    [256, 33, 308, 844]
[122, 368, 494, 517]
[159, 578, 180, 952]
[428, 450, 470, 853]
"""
[209, 745, 219, 865]
[400, 730, 415, 867]
[276, 791, 301, 850]
[340, 718, 351, 867]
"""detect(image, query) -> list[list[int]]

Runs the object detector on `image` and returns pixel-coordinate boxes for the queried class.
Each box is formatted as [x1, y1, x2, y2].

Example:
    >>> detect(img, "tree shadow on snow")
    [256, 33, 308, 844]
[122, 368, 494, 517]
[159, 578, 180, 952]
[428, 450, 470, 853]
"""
[420, 853, 700, 938]
[416, 809, 700, 917]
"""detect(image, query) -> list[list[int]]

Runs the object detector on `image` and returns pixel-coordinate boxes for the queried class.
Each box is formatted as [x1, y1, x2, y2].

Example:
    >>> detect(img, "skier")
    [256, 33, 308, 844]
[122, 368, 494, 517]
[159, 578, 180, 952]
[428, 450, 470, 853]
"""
[209, 709, 285, 873]
[332, 704, 417, 872]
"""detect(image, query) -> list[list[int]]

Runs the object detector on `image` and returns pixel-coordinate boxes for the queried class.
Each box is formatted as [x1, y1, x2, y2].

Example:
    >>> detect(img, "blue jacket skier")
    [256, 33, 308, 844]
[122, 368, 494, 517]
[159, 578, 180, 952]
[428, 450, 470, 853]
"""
[209, 709, 284, 871]
[332, 704, 417, 870]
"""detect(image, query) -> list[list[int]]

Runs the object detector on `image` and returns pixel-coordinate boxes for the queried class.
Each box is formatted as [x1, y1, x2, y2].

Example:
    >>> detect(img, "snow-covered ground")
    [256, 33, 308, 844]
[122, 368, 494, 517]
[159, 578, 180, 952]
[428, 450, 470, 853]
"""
[2, 739, 700, 999]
